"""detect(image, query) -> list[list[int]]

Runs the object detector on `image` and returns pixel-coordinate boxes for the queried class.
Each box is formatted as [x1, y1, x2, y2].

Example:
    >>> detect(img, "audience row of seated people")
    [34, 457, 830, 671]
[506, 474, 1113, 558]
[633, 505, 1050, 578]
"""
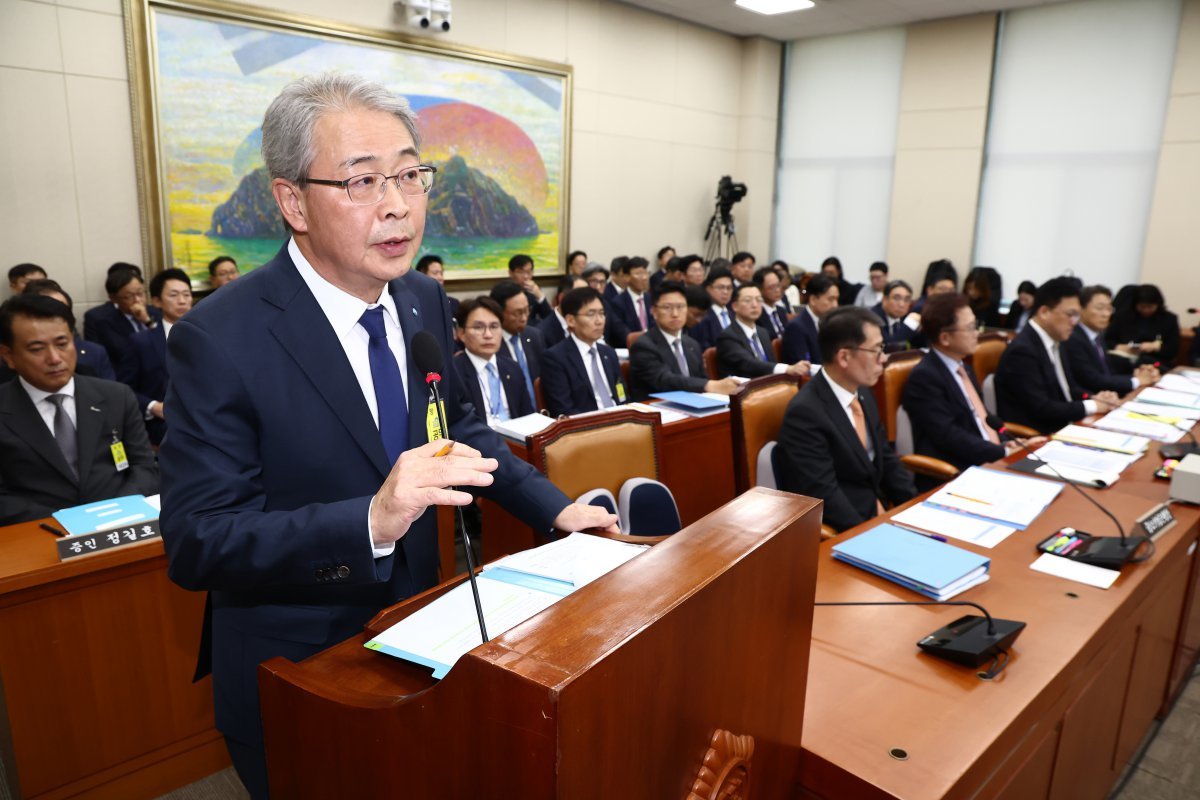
[2, 249, 1198, 534]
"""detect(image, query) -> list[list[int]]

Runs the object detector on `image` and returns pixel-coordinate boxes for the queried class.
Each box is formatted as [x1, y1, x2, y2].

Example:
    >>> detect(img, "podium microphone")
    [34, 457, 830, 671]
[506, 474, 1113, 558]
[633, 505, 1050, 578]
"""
[987, 415, 1148, 569]
[412, 330, 489, 643]
[815, 599, 1025, 673]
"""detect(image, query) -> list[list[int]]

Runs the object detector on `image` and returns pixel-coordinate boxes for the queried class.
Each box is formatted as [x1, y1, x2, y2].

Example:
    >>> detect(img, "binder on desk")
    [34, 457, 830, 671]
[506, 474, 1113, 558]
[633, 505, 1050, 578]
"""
[831, 523, 991, 601]
[649, 391, 730, 416]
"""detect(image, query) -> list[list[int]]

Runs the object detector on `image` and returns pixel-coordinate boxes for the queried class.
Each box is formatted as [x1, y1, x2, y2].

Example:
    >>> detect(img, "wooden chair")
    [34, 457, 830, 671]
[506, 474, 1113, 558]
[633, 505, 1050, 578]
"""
[528, 408, 670, 543]
[533, 376, 545, 414]
[771, 337, 782, 362]
[872, 350, 959, 484]
[702, 347, 719, 379]
[968, 333, 1039, 439]
[626, 330, 646, 349]
[620, 359, 631, 389]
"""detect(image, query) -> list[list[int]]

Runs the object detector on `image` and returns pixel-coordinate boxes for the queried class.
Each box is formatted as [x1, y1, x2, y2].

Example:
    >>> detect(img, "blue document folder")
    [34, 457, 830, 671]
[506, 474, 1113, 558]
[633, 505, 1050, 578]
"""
[649, 391, 729, 410]
[832, 523, 991, 600]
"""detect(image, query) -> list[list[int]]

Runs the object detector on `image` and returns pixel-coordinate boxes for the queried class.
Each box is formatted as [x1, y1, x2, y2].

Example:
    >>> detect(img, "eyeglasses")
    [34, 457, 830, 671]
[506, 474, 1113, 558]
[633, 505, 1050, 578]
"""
[303, 165, 437, 205]
[114, 289, 145, 302]
[850, 345, 886, 359]
[574, 310, 606, 320]
[656, 303, 687, 313]
[465, 323, 502, 335]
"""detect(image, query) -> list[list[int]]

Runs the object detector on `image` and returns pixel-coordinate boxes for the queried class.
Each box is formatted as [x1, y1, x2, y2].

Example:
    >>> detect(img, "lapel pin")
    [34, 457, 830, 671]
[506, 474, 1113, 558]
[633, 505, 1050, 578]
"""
[412, 306, 419, 317]
[90, 406, 101, 412]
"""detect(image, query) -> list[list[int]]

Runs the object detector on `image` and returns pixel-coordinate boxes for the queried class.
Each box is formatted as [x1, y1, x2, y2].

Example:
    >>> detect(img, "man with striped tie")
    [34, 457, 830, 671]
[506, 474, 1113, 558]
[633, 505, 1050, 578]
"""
[490, 279, 547, 410]
[715, 284, 811, 380]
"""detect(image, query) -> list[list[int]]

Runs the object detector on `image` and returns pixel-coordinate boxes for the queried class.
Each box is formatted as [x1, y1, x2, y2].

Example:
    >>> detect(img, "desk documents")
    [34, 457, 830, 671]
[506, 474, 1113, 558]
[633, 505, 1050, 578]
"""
[1009, 440, 1141, 487]
[891, 503, 1016, 549]
[1052, 424, 1151, 455]
[1138, 386, 1200, 411]
[1030, 552, 1121, 589]
[925, 467, 1064, 529]
[831, 523, 991, 600]
[365, 534, 648, 678]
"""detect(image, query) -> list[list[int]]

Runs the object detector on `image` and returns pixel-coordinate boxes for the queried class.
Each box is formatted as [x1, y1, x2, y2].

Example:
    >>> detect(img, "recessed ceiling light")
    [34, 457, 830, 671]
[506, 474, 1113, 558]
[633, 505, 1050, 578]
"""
[735, 0, 815, 15]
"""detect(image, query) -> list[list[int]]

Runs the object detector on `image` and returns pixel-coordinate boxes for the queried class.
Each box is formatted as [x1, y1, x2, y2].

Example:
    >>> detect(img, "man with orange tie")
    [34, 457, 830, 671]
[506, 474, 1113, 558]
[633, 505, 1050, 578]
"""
[901, 293, 1011, 490]
[777, 306, 915, 533]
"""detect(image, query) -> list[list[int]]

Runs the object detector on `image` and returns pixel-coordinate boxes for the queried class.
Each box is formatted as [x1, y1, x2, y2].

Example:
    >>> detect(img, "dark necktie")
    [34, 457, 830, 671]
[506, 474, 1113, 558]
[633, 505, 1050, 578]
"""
[510, 334, 536, 406]
[1094, 336, 1110, 374]
[749, 331, 767, 361]
[46, 393, 78, 478]
[673, 338, 689, 374]
[589, 347, 615, 408]
[358, 307, 408, 465]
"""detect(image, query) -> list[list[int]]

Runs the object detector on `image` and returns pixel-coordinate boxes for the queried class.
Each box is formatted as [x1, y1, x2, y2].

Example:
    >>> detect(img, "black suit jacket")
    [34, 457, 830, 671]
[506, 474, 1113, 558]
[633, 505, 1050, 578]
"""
[995, 323, 1087, 434]
[0, 376, 159, 524]
[537, 312, 568, 348]
[611, 291, 655, 335]
[871, 303, 918, 349]
[541, 338, 625, 416]
[781, 309, 821, 365]
[689, 306, 729, 351]
[1063, 326, 1133, 396]
[83, 303, 163, 367]
[716, 322, 778, 379]
[777, 374, 915, 532]
[629, 327, 708, 401]
[901, 351, 1005, 474]
[452, 351, 534, 422]
[501, 325, 546, 383]
[117, 325, 169, 444]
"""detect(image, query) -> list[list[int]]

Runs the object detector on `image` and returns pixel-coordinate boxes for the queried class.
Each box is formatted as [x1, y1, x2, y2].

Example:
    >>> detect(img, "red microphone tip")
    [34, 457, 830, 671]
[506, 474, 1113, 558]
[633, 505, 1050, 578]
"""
[424, 372, 441, 384]
[1082, 393, 1090, 400]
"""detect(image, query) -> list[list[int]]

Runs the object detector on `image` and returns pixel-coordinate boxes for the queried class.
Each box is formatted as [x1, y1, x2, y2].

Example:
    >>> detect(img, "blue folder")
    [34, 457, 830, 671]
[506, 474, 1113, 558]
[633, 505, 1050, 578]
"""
[649, 391, 728, 410]
[831, 523, 990, 600]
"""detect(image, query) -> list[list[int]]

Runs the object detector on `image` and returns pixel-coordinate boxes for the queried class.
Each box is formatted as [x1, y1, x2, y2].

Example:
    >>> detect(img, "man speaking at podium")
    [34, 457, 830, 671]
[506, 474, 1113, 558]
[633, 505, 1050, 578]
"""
[159, 74, 616, 799]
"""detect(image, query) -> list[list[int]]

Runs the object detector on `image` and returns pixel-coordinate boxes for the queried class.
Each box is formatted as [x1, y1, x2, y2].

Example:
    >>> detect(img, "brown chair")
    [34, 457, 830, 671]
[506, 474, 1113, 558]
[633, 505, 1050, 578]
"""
[968, 334, 1039, 439]
[702, 347, 719, 379]
[620, 359, 631, 389]
[872, 350, 958, 483]
[729, 374, 803, 494]
[772, 337, 782, 362]
[626, 330, 646, 349]
[533, 376, 545, 414]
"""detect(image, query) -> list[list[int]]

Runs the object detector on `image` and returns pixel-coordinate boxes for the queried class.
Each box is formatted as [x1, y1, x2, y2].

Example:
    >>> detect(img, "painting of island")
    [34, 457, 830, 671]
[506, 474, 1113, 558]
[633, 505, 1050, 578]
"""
[151, 7, 569, 283]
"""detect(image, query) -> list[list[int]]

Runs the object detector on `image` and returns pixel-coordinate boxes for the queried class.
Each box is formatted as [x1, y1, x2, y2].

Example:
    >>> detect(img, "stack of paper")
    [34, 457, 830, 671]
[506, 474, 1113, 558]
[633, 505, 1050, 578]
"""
[364, 533, 649, 678]
[831, 523, 991, 600]
[1155, 373, 1200, 395]
[891, 504, 1016, 549]
[1138, 387, 1200, 411]
[1093, 409, 1187, 443]
[1009, 440, 1140, 487]
[925, 466, 1065, 529]
[625, 402, 689, 425]
[489, 412, 556, 442]
[1052, 424, 1150, 455]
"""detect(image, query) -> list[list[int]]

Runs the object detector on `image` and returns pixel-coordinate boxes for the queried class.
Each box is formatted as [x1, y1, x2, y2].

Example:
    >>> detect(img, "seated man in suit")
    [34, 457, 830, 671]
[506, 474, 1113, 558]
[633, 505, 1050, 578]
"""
[542, 287, 627, 416]
[1065, 285, 1160, 396]
[777, 306, 916, 532]
[508, 254, 552, 321]
[490, 280, 547, 410]
[689, 266, 735, 351]
[117, 268, 193, 445]
[716, 284, 811, 380]
[995, 277, 1120, 434]
[781, 273, 838, 365]
[871, 280, 920, 350]
[604, 255, 629, 304]
[902, 293, 1014, 490]
[537, 274, 585, 348]
[754, 265, 788, 340]
[82, 266, 163, 368]
[611, 256, 654, 338]
[208, 256, 240, 290]
[730, 251, 756, 287]
[0, 294, 158, 524]
[19, 279, 115, 382]
[453, 297, 533, 423]
[629, 281, 740, 401]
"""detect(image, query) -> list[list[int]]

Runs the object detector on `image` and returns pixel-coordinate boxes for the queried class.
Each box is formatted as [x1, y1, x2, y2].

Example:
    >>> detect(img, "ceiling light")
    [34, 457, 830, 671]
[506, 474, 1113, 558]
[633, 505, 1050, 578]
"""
[735, 0, 815, 15]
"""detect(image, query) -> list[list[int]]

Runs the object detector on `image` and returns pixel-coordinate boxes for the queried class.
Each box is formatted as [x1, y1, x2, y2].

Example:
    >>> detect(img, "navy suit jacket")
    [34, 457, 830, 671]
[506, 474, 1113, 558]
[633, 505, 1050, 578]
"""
[452, 351, 534, 422]
[77, 337, 116, 381]
[0, 376, 158, 524]
[760, 306, 788, 340]
[611, 291, 655, 335]
[629, 327, 708, 401]
[1063, 325, 1133, 396]
[995, 323, 1087, 434]
[781, 309, 821, 365]
[117, 324, 169, 444]
[541, 337, 625, 417]
[901, 351, 1005, 475]
[689, 306, 729, 352]
[537, 312, 568, 348]
[158, 244, 569, 748]
[777, 374, 915, 532]
[871, 303, 918, 349]
[716, 322, 778, 379]
[83, 303, 163, 368]
[501, 325, 546, 381]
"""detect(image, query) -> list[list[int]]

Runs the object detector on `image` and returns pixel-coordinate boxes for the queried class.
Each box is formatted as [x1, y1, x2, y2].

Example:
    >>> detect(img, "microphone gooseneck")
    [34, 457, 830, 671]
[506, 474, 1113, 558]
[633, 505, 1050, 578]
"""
[816, 600, 997, 635]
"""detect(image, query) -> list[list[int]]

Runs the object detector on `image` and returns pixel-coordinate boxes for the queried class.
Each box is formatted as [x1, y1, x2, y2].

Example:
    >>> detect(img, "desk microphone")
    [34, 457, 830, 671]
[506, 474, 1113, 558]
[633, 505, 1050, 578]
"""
[987, 415, 1147, 569]
[412, 330, 489, 644]
[1160, 427, 1200, 461]
[815, 600, 1025, 672]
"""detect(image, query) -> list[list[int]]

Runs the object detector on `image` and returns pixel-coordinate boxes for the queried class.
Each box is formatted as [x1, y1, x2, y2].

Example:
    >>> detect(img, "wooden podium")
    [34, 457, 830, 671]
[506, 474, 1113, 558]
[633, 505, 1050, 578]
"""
[259, 488, 821, 799]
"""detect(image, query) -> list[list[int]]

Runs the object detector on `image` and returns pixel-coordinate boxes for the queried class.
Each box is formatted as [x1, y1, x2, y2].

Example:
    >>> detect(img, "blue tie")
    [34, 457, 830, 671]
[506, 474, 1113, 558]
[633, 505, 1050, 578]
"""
[750, 331, 767, 361]
[359, 306, 408, 465]
[720, 308, 730, 329]
[511, 334, 536, 406]
[486, 362, 509, 420]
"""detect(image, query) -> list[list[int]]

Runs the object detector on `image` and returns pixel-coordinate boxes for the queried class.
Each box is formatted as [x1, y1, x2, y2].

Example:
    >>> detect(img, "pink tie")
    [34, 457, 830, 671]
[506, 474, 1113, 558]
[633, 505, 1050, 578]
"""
[958, 364, 1000, 444]
[637, 295, 647, 330]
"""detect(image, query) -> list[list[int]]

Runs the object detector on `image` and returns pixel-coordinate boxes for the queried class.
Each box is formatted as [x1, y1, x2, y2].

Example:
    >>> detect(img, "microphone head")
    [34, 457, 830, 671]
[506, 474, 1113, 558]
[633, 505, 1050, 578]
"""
[411, 330, 445, 377]
[985, 413, 1006, 435]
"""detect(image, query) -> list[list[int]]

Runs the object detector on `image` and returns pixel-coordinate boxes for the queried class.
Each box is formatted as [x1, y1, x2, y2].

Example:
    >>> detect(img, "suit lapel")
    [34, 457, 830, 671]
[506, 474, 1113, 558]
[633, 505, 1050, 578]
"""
[74, 379, 107, 487]
[564, 343, 591, 405]
[815, 377, 873, 474]
[651, 329, 681, 376]
[0, 381, 78, 484]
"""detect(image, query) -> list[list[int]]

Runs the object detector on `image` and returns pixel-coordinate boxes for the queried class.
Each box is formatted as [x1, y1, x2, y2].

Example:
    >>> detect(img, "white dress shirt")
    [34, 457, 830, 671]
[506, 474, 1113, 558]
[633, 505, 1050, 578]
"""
[1029, 319, 1098, 415]
[464, 350, 511, 420]
[21, 376, 77, 435]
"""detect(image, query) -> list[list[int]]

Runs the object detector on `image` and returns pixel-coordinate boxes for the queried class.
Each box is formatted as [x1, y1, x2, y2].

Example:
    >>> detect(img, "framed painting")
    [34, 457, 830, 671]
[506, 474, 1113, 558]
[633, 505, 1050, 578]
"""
[125, 0, 572, 287]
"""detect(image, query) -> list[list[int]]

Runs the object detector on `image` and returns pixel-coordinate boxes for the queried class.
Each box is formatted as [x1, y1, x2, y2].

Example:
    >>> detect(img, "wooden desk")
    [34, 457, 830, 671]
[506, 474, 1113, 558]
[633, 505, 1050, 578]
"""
[0, 521, 227, 799]
[477, 410, 736, 562]
[799, 422, 1200, 799]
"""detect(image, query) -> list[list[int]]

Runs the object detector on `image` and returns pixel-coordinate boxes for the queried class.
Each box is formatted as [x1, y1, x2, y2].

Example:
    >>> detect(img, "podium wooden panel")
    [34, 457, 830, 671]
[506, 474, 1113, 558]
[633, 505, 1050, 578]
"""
[0, 519, 226, 799]
[259, 489, 820, 799]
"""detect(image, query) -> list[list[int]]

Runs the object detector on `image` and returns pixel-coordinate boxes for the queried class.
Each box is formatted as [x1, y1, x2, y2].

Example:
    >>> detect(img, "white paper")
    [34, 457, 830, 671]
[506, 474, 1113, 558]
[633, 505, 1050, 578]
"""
[1030, 553, 1120, 589]
[490, 531, 648, 587]
[926, 467, 1064, 528]
[1052, 424, 1150, 454]
[1122, 400, 1200, 421]
[626, 402, 689, 425]
[1138, 387, 1200, 411]
[1093, 411, 1187, 443]
[144, 494, 161, 511]
[891, 503, 1017, 549]
[489, 412, 556, 440]
[1155, 373, 1200, 395]
[1030, 440, 1140, 474]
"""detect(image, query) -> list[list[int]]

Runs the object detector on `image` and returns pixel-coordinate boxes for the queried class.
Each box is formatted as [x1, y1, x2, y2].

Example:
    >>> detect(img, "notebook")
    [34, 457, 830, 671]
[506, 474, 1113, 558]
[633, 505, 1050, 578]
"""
[831, 523, 991, 601]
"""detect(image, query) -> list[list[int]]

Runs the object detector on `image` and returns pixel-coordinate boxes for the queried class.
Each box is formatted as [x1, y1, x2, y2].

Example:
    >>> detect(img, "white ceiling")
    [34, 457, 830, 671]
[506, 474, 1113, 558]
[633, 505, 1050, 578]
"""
[615, 0, 1072, 40]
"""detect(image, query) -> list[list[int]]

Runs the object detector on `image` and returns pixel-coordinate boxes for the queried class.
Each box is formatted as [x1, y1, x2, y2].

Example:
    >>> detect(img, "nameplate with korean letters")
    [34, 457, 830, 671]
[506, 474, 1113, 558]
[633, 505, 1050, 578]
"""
[56, 519, 162, 561]
[1137, 503, 1176, 541]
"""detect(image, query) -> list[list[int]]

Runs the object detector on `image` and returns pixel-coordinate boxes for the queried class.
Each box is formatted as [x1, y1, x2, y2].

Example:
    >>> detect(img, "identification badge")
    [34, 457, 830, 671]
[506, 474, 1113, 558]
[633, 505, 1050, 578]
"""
[615, 381, 626, 403]
[425, 395, 447, 442]
[110, 441, 129, 472]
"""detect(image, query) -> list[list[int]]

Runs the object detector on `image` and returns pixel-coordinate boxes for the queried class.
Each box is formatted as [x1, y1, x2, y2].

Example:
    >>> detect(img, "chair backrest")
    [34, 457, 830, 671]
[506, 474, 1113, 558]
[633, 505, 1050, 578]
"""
[620, 359, 631, 389]
[626, 330, 646, 349]
[970, 333, 1009, 384]
[617, 478, 681, 536]
[528, 408, 663, 502]
[755, 442, 778, 490]
[982, 373, 998, 416]
[702, 347, 719, 379]
[871, 349, 923, 443]
[729, 374, 803, 493]
[534, 376, 545, 413]
[895, 406, 915, 456]
[771, 337, 782, 362]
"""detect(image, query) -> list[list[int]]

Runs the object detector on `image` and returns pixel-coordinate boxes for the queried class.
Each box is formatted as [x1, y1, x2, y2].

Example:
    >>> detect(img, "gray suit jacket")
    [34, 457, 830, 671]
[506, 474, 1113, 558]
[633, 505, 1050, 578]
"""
[0, 376, 159, 524]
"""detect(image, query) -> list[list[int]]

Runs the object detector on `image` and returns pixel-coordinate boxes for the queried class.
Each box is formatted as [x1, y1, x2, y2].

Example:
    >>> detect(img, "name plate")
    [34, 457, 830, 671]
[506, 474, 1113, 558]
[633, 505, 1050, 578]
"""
[56, 519, 161, 560]
[1136, 503, 1176, 541]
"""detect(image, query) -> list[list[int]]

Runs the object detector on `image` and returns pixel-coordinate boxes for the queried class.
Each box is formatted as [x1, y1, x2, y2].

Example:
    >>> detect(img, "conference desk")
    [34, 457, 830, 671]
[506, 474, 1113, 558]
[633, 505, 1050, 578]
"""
[475, 408, 736, 562]
[0, 521, 226, 799]
[800, 415, 1200, 799]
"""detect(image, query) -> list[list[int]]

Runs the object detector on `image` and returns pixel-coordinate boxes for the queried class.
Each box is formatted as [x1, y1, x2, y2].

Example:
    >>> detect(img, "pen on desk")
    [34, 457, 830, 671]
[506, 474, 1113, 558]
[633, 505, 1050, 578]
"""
[39, 523, 67, 538]
[910, 529, 948, 543]
[945, 491, 991, 506]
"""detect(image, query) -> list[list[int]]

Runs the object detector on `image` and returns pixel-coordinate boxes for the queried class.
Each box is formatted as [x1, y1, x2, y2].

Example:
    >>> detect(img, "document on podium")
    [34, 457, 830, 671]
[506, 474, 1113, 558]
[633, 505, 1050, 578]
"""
[365, 534, 649, 679]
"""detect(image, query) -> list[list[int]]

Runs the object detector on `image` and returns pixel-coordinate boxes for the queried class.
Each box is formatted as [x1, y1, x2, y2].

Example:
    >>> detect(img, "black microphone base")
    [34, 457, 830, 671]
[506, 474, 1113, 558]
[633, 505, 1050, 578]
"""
[1160, 443, 1200, 461]
[1071, 536, 1146, 570]
[917, 615, 1026, 667]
